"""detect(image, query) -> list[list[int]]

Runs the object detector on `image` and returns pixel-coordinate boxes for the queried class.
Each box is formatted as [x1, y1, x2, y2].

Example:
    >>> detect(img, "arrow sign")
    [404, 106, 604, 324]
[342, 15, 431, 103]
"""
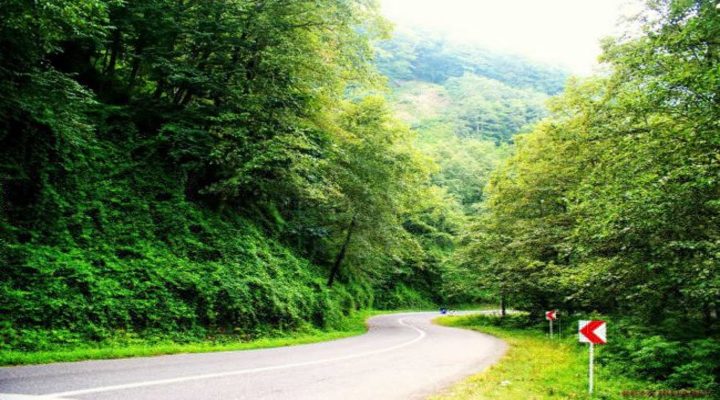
[545, 310, 557, 321]
[579, 320, 607, 394]
[579, 320, 606, 344]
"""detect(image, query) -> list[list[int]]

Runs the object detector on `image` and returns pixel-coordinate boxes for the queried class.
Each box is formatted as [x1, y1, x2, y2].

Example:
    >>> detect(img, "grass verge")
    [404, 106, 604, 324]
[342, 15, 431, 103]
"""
[431, 314, 667, 400]
[0, 310, 383, 366]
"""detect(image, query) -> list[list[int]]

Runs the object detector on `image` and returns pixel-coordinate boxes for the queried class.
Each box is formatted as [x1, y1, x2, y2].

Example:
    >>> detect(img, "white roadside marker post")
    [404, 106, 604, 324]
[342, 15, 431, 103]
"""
[589, 342, 594, 394]
[579, 320, 607, 395]
[550, 318, 553, 339]
[545, 310, 557, 339]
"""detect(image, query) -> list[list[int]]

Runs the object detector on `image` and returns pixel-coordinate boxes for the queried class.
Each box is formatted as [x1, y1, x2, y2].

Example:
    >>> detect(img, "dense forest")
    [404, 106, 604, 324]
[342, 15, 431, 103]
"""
[455, 0, 720, 390]
[0, 0, 718, 393]
[0, 0, 454, 350]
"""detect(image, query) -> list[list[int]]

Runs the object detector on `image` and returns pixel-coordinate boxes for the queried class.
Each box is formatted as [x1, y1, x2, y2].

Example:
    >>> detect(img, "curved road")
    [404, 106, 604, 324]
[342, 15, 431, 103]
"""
[0, 312, 506, 400]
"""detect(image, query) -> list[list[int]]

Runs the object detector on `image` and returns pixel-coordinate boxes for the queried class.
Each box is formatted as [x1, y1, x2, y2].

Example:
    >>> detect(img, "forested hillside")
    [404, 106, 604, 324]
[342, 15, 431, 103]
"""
[376, 31, 565, 216]
[376, 29, 566, 93]
[377, 30, 565, 142]
[0, 0, 460, 352]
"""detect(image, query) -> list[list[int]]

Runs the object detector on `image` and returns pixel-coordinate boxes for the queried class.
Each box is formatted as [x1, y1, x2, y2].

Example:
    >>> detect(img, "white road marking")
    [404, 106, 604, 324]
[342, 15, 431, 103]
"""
[0, 395, 74, 400]
[43, 317, 426, 398]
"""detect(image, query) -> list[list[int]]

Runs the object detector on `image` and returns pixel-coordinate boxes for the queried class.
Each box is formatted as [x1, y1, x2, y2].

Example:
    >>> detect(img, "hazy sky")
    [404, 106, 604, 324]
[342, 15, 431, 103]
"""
[380, 0, 642, 75]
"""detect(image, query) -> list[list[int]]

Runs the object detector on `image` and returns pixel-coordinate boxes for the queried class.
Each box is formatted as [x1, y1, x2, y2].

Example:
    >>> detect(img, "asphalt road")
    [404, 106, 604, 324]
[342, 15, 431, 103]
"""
[0, 312, 507, 400]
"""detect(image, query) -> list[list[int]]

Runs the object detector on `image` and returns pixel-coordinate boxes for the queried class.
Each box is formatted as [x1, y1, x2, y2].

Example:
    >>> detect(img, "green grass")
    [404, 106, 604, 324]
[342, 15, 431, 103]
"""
[431, 314, 667, 400]
[0, 310, 383, 366]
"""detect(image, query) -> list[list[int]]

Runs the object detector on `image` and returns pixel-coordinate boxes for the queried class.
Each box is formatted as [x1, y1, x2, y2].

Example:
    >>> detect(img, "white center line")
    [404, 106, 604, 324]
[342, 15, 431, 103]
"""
[44, 317, 427, 398]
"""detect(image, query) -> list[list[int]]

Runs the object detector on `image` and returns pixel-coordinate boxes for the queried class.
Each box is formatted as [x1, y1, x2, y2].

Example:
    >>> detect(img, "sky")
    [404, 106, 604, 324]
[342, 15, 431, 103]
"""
[380, 0, 643, 75]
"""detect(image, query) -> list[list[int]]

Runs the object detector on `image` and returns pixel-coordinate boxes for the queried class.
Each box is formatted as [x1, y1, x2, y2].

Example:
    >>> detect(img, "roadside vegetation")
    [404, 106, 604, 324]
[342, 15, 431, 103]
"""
[432, 314, 701, 400]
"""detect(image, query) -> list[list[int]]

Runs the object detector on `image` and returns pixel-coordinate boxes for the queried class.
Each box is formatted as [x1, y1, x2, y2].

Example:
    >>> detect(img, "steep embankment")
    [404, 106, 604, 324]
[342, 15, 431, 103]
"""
[0, 138, 375, 352]
[1, 1, 435, 355]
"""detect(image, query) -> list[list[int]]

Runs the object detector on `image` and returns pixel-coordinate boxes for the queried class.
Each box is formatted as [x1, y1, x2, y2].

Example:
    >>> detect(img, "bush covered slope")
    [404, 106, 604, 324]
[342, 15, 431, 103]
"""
[1, 180, 376, 350]
[0, 0, 445, 352]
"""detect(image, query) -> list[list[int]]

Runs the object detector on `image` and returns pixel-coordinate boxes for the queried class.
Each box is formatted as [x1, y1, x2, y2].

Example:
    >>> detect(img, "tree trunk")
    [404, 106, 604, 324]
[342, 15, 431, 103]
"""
[127, 45, 143, 92]
[179, 91, 193, 106]
[703, 303, 716, 329]
[105, 29, 121, 77]
[500, 293, 507, 317]
[99, 28, 121, 97]
[327, 214, 357, 287]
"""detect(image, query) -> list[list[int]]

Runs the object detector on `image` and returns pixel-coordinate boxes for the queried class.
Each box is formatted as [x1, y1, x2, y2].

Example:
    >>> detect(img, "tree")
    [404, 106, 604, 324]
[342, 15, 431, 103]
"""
[322, 96, 432, 286]
[463, 0, 720, 328]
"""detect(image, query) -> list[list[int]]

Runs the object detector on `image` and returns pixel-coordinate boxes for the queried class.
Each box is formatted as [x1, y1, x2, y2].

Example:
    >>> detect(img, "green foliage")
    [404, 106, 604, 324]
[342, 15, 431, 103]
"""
[444, 74, 548, 143]
[375, 25, 566, 307]
[320, 96, 433, 283]
[374, 283, 435, 310]
[376, 29, 567, 94]
[1, 196, 377, 352]
[378, 34, 558, 305]
[434, 314, 659, 400]
[0, 0, 446, 353]
[604, 335, 720, 390]
[384, 47, 557, 144]
[459, 0, 720, 391]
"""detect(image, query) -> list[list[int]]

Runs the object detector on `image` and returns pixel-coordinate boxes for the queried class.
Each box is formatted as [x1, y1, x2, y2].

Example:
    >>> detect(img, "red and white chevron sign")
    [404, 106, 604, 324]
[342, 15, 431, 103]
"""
[579, 320, 606, 344]
[545, 310, 557, 321]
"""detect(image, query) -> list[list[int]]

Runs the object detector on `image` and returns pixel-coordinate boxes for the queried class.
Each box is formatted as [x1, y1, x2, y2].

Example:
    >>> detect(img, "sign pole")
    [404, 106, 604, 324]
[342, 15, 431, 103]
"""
[580, 319, 605, 396]
[589, 342, 594, 395]
[545, 310, 557, 338]
[550, 319, 553, 339]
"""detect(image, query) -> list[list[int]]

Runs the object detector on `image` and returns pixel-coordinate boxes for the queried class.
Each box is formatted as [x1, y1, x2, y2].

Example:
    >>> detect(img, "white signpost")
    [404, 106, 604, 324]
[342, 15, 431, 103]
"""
[579, 320, 607, 395]
[545, 310, 557, 339]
